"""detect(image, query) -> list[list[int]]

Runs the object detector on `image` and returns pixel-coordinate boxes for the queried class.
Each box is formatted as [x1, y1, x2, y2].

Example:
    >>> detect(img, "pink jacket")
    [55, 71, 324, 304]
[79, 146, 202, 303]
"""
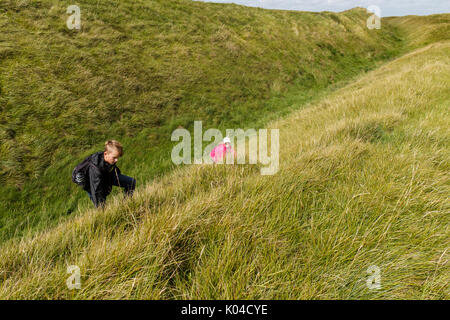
[210, 143, 236, 163]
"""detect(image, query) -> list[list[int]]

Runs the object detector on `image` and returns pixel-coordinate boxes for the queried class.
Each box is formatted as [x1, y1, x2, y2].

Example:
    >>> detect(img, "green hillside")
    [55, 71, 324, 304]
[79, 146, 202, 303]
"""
[386, 14, 450, 49]
[0, 0, 405, 242]
[0, 0, 448, 300]
[0, 30, 448, 299]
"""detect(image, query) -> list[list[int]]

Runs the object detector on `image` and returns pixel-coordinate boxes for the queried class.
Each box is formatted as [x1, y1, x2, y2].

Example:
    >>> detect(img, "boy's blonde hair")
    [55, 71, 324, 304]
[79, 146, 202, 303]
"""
[104, 140, 123, 156]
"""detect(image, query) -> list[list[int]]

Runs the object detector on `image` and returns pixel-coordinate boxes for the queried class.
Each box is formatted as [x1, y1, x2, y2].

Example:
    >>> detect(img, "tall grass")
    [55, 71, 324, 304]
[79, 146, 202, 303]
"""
[0, 0, 405, 242]
[0, 37, 448, 299]
[386, 14, 450, 49]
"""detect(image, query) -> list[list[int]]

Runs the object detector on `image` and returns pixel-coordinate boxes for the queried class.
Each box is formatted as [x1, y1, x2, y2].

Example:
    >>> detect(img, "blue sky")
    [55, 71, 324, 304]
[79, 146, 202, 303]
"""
[196, 0, 449, 17]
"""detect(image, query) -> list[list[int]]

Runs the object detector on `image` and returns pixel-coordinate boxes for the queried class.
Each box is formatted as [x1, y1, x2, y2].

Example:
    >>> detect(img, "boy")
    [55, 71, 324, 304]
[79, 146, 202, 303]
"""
[85, 140, 136, 208]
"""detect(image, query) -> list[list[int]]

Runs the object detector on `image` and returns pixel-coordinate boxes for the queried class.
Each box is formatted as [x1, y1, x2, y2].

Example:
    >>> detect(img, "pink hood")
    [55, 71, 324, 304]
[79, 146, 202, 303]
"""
[210, 143, 236, 163]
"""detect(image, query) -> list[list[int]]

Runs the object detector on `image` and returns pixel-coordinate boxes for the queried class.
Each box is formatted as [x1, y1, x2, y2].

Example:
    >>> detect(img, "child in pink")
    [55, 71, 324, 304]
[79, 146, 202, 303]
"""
[210, 137, 236, 163]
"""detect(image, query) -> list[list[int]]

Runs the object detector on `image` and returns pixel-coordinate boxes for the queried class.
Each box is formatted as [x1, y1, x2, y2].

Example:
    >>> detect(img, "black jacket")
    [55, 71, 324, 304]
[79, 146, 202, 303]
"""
[86, 151, 121, 207]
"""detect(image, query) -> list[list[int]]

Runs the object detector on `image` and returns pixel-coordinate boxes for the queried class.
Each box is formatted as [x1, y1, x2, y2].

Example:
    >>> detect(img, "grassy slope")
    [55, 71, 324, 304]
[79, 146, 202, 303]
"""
[0, 0, 405, 242]
[0, 15, 448, 299]
[386, 14, 450, 49]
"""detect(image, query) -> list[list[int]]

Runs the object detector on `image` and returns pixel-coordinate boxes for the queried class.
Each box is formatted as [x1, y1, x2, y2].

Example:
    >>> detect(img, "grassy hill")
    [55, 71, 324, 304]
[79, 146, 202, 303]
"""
[0, 0, 407, 242]
[0, 7, 448, 298]
[386, 14, 450, 49]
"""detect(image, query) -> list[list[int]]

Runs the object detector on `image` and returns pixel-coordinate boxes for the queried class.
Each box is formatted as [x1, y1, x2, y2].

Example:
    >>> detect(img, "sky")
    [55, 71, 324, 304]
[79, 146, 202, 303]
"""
[196, 0, 450, 17]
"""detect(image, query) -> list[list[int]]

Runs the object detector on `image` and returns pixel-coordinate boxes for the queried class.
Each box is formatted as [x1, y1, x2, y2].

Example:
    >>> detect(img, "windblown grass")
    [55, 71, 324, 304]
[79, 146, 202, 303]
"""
[0, 0, 406, 242]
[0, 37, 448, 299]
[386, 14, 450, 49]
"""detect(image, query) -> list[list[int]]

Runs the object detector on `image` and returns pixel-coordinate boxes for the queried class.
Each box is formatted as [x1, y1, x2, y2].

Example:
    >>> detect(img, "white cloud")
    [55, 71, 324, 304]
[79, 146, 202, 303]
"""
[196, 0, 449, 16]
